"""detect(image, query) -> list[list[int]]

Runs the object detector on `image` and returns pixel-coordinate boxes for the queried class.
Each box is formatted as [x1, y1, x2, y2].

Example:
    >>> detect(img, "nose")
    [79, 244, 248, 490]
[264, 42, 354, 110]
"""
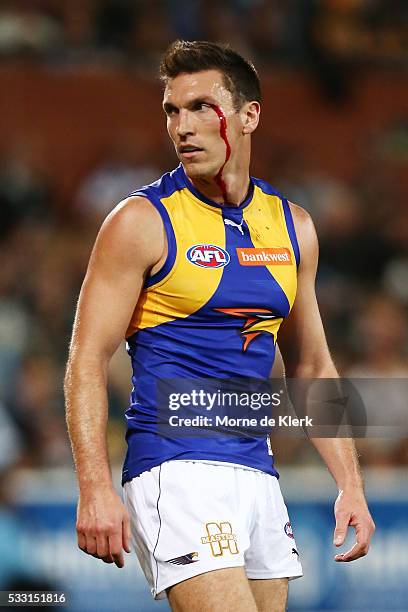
[176, 109, 194, 137]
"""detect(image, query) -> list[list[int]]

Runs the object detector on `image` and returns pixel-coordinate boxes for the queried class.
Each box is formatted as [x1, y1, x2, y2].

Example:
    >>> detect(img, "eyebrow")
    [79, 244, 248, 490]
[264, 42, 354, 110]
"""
[162, 96, 215, 113]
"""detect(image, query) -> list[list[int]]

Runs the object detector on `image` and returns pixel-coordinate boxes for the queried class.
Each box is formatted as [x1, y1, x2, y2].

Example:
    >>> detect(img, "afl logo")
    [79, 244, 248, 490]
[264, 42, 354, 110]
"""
[284, 522, 294, 539]
[186, 244, 230, 268]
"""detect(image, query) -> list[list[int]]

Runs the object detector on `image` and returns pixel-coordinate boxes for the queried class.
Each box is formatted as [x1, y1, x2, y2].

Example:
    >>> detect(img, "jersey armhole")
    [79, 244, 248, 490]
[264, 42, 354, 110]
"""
[281, 198, 300, 268]
[131, 189, 177, 289]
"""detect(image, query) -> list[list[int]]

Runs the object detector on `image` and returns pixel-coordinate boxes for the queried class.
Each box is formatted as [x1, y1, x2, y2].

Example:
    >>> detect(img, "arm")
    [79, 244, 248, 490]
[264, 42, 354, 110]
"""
[64, 196, 165, 567]
[278, 203, 375, 562]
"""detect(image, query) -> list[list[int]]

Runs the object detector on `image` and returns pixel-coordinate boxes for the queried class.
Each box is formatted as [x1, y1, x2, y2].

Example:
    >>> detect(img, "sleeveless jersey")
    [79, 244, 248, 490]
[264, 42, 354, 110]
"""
[122, 164, 299, 485]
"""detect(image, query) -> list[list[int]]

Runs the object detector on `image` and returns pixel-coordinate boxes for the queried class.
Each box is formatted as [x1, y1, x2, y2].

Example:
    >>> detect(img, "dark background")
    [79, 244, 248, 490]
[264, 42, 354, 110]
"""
[0, 1, 407, 609]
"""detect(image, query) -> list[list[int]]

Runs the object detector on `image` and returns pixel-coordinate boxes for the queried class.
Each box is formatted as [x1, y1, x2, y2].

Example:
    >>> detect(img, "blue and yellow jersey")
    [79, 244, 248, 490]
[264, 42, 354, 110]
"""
[122, 164, 299, 484]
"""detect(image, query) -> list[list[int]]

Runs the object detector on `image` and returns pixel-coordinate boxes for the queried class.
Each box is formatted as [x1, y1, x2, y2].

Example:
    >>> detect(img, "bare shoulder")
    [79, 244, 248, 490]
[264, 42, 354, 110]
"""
[92, 195, 164, 270]
[287, 201, 318, 269]
[99, 195, 163, 251]
[288, 201, 316, 238]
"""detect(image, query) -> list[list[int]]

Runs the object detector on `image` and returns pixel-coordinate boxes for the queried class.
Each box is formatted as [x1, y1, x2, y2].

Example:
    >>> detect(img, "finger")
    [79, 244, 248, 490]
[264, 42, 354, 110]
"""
[336, 526, 371, 562]
[123, 514, 132, 553]
[77, 531, 87, 552]
[113, 550, 124, 568]
[101, 554, 115, 564]
[335, 541, 358, 562]
[96, 533, 110, 559]
[335, 538, 369, 562]
[85, 535, 97, 556]
[108, 532, 125, 568]
[333, 513, 350, 546]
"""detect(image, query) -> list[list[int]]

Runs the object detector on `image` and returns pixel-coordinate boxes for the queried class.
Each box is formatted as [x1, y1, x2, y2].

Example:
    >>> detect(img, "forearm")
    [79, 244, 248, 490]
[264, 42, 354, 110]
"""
[64, 356, 113, 492]
[296, 363, 365, 492]
[311, 437, 364, 492]
[288, 361, 365, 492]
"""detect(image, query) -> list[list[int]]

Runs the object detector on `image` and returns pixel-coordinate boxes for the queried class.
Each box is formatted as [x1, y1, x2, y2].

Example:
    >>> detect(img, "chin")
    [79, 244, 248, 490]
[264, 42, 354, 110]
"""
[182, 160, 217, 181]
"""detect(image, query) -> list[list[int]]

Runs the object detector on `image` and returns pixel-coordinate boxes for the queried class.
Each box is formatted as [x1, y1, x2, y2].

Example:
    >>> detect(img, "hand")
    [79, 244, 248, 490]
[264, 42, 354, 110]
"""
[76, 485, 131, 568]
[333, 488, 375, 562]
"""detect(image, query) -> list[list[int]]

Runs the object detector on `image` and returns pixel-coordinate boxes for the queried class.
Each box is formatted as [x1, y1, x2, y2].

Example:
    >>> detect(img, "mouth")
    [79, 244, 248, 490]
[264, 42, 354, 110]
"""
[178, 145, 204, 159]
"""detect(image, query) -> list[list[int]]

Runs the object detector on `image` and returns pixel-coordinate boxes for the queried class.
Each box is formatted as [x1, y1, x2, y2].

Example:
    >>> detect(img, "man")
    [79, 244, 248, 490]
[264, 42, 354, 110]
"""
[65, 40, 375, 611]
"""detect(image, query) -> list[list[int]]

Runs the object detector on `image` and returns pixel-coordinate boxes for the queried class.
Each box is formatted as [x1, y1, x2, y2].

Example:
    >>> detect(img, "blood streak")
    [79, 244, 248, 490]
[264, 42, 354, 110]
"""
[210, 104, 231, 204]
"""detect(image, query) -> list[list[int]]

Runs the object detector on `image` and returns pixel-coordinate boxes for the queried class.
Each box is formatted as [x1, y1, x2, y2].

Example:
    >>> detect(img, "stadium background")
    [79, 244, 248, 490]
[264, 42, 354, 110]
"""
[0, 1, 407, 610]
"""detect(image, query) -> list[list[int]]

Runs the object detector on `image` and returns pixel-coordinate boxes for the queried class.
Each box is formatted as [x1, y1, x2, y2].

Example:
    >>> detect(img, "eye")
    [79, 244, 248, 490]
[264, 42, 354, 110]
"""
[164, 106, 178, 116]
[194, 102, 211, 112]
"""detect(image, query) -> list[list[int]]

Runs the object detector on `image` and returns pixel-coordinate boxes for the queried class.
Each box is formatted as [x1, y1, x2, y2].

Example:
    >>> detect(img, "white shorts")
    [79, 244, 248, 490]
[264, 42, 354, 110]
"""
[123, 460, 303, 599]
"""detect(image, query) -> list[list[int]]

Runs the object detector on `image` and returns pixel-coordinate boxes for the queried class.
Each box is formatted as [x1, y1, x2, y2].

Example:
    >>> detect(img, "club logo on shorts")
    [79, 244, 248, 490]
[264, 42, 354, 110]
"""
[284, 521, 295, 539]
[166, 552, 199, 565]
[186, 244, 230, 268]
[201, 522, 239, 557]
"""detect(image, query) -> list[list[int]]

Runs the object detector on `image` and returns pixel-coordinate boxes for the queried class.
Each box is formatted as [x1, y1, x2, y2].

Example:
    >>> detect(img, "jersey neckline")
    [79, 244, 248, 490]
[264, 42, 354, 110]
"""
[177, 164, 254, 210]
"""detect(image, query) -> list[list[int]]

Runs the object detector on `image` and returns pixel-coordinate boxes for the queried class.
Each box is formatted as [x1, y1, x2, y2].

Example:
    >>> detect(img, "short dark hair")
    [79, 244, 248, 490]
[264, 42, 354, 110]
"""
[160, 40, 261, 110]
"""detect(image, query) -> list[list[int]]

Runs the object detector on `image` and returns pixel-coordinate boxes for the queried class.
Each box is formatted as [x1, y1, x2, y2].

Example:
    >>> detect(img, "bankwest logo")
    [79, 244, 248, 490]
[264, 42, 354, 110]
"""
[201, 522, 239, 557]
[237, 247, 292, 266]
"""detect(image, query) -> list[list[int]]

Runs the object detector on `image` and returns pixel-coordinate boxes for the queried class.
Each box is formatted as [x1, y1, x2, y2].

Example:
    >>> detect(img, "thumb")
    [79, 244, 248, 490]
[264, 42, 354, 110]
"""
[334, 515, 349, 546]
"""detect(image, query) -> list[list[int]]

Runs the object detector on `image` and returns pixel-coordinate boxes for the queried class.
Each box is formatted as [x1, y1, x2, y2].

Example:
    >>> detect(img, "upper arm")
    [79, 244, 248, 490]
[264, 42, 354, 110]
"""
[69, 196, 164, 365]
[278, 202, 337, 377]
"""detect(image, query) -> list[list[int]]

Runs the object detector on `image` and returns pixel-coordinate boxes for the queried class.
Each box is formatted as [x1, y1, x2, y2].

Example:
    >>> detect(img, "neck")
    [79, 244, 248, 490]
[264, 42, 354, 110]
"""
[191, 170, 251, 207]
[187, 143, 252, 207]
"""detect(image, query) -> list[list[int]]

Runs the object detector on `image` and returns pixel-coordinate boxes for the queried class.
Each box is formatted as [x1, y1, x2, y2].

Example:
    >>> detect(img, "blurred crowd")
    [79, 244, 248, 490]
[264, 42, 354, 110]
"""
[0, 1, 407, 486]
[0, 0, 406, 74]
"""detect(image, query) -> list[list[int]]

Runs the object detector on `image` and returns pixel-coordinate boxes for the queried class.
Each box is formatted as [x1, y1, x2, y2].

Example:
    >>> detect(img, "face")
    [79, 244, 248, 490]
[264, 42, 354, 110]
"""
[163, 70, 255, 179]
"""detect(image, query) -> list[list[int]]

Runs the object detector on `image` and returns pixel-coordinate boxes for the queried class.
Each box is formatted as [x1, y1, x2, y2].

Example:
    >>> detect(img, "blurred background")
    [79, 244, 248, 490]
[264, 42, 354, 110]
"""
[0, 0, 407, 610]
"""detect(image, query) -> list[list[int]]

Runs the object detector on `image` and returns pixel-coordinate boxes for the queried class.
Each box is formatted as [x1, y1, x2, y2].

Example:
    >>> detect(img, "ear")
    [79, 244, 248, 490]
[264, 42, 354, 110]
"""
[240, 101, 260, 135]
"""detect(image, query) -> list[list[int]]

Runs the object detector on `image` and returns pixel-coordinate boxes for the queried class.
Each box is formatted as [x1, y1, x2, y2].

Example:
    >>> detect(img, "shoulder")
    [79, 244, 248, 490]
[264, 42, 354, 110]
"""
[288, 201, 316, 239]
[104, 194, 162, 230]
[287, 201, 319, 269]
[91, 195, 164, 270]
